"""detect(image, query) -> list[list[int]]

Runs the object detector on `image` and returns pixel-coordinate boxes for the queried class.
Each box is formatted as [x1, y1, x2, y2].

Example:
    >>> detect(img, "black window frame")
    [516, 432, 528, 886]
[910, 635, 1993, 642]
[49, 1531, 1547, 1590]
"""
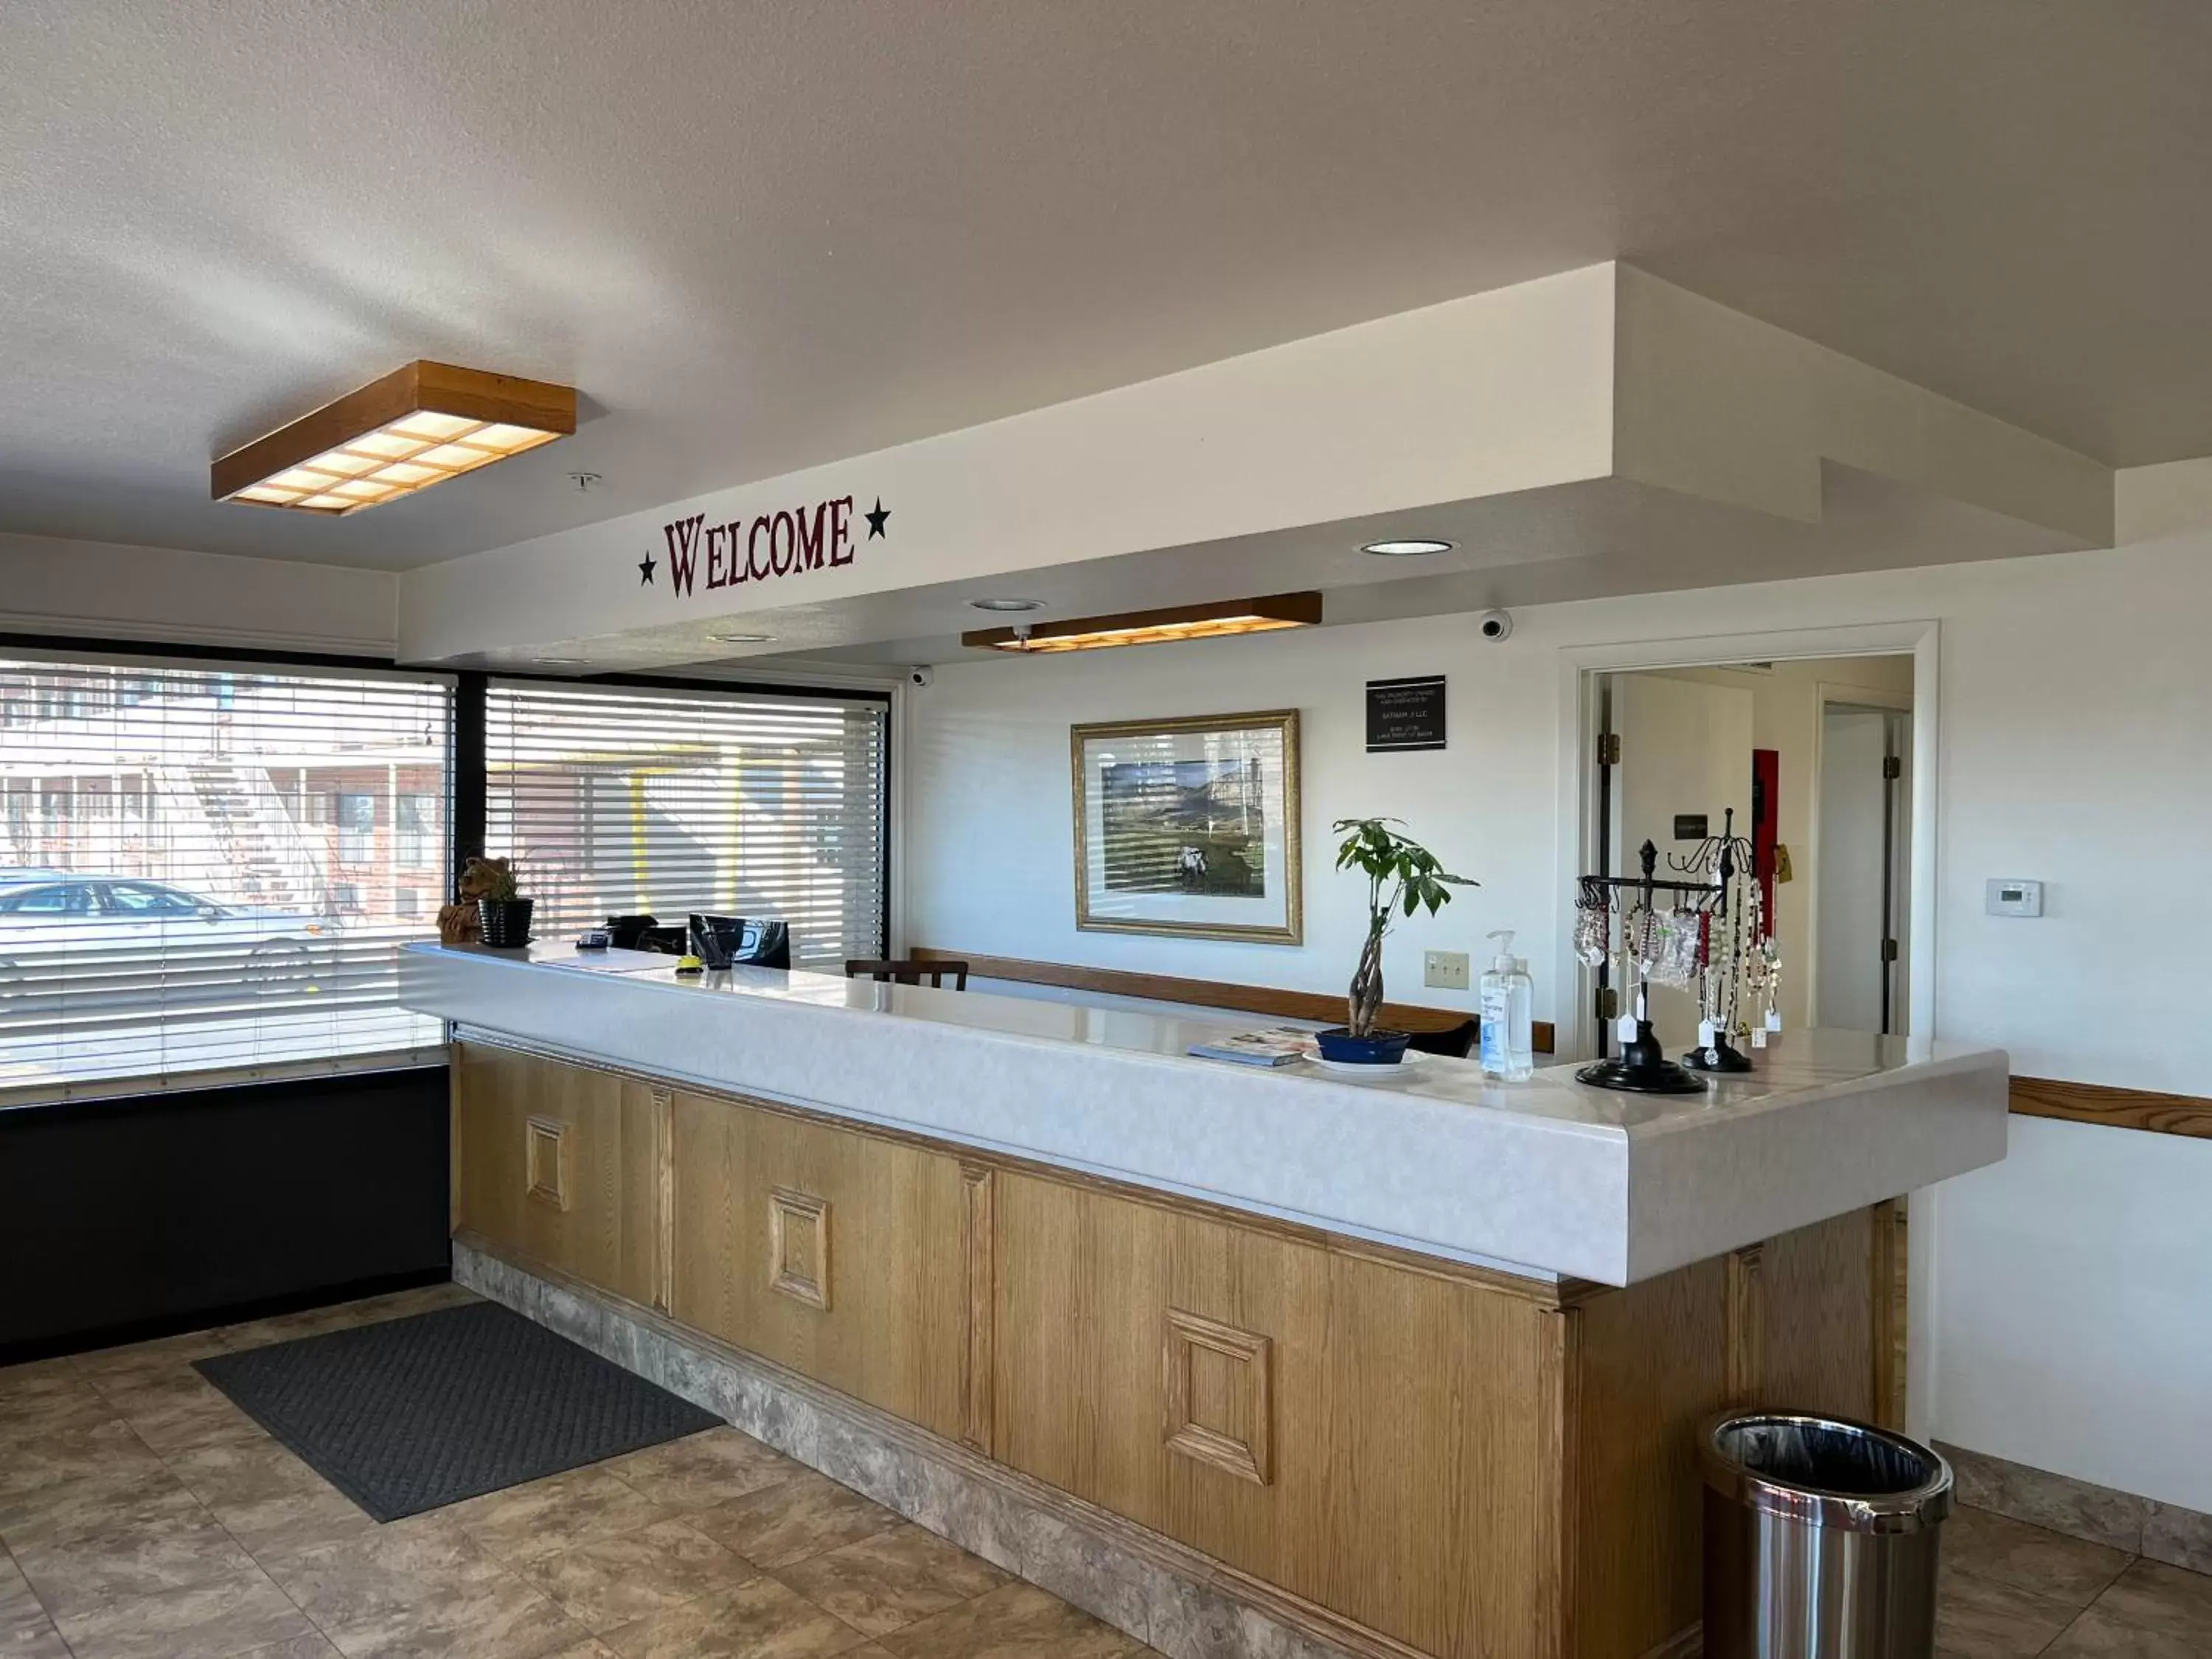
[0, 632, 897, 1104]
[453, 667, 892, 961]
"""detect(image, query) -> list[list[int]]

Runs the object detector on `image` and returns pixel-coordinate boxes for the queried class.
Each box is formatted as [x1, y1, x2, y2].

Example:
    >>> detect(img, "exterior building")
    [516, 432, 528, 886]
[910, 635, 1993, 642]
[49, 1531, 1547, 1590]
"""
[1, 663, 444, 922]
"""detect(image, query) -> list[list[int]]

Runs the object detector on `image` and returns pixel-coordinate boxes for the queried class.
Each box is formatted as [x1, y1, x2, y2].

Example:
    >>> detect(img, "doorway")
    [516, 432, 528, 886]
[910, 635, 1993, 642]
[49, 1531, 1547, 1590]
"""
[1815, 698, 1912, 1035]
[1604, 671, 1754, 1041]
[1587, 653, 1916, 1051]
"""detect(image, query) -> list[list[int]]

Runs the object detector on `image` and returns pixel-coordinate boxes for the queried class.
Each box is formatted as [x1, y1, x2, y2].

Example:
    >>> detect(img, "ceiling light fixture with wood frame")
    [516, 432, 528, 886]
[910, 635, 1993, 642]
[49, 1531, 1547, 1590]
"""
[212, 361, 577, 515]
[962, 592, 1322, 654]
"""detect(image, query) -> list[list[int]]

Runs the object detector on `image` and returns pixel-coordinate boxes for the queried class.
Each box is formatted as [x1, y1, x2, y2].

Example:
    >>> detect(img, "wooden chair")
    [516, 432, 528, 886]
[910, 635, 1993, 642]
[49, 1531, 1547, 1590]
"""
[845, 957, 969, 991]
[1406, 1017, 1480, 1060]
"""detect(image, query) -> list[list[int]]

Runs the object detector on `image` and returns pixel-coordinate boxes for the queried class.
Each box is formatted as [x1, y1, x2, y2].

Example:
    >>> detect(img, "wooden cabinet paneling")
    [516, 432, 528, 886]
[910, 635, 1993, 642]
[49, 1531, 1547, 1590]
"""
[991, 1169, 1562, 1659]
[452, 1043, 661, 1306]
[1571, 1255, 1730, 1659]
[1761, 1202, 1882, 1423]
[450, 1042, 1901, 1659]
[668, 1091, 971, 1441]
[1566, 1203, 1896, 1659]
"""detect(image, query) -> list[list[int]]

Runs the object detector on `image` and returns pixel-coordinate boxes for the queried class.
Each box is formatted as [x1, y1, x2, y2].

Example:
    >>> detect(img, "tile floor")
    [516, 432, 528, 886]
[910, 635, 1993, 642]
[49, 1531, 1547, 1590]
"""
[0, 1286, 1153, 1658]
[1936, 1501, 2212, 1657]
[5, 1284, 2210, 1658]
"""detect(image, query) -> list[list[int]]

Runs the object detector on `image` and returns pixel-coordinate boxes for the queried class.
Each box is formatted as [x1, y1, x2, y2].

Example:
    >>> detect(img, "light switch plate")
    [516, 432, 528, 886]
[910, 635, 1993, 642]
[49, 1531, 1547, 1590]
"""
[1986, 878, 2044, 917]
[1424, 950, 1470, 990]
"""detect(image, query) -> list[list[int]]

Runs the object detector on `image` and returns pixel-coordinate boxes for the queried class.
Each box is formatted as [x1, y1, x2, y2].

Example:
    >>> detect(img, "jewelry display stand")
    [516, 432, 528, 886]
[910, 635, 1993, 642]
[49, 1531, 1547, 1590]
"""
[1572, 840, 1711, 1096]
[1673, 807, 1762, 1074]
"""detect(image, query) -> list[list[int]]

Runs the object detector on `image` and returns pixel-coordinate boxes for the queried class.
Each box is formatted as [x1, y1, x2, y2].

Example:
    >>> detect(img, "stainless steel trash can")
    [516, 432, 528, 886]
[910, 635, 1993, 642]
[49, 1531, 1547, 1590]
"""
[1700, 1411, 1952, 1658]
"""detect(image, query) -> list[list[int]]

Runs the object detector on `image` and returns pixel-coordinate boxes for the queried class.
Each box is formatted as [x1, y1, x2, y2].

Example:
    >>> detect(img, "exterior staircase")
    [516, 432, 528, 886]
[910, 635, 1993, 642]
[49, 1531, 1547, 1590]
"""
[173, 761, 332, 914]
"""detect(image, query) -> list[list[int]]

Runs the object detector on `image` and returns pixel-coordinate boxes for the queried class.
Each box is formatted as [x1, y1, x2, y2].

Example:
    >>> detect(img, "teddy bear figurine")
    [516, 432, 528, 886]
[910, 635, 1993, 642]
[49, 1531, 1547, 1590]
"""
[437, 855, 512, 945]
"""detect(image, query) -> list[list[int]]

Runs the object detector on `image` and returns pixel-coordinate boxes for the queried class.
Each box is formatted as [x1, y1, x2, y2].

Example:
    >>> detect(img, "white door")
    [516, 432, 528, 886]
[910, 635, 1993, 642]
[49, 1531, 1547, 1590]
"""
[1607, 675, 1755, 1043]
[1815, 706, 1909, 1033]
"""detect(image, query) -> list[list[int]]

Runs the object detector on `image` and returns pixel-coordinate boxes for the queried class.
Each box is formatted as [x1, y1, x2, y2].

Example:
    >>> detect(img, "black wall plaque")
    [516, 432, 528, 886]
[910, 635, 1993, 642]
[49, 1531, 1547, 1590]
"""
[1366, 675, 1447, 752]
[1673, 813, 1710, 841]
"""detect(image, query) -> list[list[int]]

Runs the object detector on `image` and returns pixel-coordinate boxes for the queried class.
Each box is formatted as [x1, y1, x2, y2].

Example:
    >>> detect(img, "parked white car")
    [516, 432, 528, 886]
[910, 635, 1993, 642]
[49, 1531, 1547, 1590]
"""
[0, 876, 341, 1008]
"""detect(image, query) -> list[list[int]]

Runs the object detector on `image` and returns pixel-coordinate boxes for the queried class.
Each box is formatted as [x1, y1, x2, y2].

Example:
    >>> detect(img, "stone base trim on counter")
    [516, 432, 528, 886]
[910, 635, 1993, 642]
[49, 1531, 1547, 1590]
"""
[1938, 1439, 2212, 1573]
[454, 1234, 1419, 1659]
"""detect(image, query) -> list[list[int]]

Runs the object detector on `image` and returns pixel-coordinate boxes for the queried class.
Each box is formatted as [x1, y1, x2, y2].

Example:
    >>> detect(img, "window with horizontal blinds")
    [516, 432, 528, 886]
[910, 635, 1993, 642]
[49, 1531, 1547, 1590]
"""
[483, 681, 889, 968]
[0, 653, 453, 1100]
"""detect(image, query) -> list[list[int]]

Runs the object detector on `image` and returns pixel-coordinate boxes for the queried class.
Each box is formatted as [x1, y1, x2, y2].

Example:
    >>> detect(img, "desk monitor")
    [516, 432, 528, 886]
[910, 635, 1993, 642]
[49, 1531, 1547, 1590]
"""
[687, 915, 792, 970]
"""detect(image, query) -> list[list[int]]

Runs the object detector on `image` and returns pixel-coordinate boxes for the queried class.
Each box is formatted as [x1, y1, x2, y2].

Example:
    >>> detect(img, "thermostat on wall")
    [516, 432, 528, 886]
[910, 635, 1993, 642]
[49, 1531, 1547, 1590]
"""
[1986, 878, 2043, 918]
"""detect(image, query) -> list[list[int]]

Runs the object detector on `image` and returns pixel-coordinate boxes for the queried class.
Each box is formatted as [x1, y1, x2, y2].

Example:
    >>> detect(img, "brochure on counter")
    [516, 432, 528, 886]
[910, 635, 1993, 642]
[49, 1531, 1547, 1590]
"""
[1186, 1026, 1317, 1067]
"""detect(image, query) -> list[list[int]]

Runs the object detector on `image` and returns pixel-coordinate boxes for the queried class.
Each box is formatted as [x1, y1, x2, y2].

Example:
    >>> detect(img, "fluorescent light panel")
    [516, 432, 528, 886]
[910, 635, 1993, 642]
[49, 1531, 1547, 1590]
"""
[962, 592, 1322, 654]
[214, 362, 577, 515]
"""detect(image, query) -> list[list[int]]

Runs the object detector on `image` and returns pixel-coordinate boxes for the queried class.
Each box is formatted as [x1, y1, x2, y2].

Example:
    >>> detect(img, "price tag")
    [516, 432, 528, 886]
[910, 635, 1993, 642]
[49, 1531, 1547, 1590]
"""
[1616, 1015, 1640, 1044]
[1697, 1020, 1717, 1047]
[1751, 1027, 1769, 1048]
[1766, 1011, 1783, 1032]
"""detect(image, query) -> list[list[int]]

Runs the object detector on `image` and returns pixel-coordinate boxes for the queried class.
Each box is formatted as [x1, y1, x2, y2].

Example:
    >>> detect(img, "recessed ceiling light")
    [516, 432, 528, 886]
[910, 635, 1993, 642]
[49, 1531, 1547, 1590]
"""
[1361, 538, 1454, 556]
[535, 656, 585, 666]
[710, 633, 774, 644]
[213, 361, 575, 515]
[969, 597, 1045, 613]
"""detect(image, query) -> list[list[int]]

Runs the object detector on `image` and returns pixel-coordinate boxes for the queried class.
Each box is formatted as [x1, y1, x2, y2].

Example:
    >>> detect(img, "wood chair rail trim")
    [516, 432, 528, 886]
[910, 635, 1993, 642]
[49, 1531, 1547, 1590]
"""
[907, 959, 2204, 1140]
[2008, 1074, 2212, 1139]
[910, 946, 1556, 1051]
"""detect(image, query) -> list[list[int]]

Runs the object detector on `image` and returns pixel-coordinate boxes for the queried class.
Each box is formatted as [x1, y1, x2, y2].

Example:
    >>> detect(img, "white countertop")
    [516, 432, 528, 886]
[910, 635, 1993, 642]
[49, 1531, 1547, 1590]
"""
[402, 942, 2008, 1285]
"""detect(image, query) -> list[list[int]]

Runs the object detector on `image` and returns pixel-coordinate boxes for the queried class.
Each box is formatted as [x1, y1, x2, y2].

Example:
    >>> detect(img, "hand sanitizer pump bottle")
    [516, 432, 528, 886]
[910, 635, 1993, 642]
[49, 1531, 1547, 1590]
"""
[1479, 931, 1536, 1082]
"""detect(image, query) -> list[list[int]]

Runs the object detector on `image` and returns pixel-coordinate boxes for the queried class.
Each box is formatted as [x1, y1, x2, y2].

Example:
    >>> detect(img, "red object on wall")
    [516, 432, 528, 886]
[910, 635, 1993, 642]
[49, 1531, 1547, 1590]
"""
[1750, 748, 1780, 938]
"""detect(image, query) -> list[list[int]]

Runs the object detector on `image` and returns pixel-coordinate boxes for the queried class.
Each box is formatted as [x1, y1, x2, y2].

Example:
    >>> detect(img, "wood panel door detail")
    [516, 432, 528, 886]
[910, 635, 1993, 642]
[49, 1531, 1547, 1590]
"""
[669, 1091, 970, 1441]
[451, 1043, 660, 1307]
[768, 1187, 832, 1310]
[524, 1116, 569, 1209]
[1163, 1308, 1273, 1486]
[990, 1170, 1561, 1659]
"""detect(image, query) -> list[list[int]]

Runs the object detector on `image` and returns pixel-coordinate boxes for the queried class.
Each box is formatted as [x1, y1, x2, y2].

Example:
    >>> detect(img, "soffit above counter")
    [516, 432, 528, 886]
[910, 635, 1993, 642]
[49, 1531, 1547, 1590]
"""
[394, 264, 2112, 675]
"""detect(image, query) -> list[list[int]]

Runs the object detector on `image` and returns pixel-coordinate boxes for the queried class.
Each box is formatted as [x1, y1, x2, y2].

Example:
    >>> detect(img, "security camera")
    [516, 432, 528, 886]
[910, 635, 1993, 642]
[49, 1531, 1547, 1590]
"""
[907, 666, 934, 689]
[1477, 609, 1514, 643]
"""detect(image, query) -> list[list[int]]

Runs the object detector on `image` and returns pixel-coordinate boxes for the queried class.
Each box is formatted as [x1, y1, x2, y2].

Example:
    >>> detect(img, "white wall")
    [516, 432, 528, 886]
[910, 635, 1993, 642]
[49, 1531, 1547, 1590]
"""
[0, 531, 397, 655]
[397, 263, 2111, 669]
[905, 613, 1560, 1024]
[905, 527, 2210, 1510]
[1933, 1116, 2212, 1510]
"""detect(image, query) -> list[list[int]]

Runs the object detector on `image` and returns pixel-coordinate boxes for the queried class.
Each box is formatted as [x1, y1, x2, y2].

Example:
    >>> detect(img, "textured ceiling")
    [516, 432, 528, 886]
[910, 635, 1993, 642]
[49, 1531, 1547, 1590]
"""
[4, 0, 2208, 571]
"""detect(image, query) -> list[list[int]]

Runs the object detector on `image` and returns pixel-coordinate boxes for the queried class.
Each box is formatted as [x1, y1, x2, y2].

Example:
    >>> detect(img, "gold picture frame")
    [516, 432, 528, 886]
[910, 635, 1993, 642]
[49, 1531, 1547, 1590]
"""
[1071, 709, 1301, 944]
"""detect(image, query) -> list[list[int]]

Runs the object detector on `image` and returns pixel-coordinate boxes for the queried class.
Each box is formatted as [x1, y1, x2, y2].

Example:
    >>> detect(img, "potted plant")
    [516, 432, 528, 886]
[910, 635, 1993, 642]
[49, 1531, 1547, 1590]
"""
[1317, 818, 1475, 1065]
[472, 857, 534, 949]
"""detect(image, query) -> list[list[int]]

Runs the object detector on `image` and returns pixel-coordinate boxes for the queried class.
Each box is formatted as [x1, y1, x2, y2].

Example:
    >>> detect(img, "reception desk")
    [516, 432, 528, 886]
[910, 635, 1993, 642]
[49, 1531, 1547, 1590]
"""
[401, 942, 2007, 1659]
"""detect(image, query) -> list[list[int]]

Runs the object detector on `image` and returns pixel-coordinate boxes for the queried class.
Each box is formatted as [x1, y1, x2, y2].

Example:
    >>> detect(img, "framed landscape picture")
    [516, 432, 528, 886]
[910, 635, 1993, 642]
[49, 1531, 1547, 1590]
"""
[1071, 709, 1301, 944]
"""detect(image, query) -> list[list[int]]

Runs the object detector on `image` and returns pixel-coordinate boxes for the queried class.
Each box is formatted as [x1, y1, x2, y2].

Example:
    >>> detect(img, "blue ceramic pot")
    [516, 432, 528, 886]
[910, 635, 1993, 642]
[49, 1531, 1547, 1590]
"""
[1313, 1026, 1411, 1065]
